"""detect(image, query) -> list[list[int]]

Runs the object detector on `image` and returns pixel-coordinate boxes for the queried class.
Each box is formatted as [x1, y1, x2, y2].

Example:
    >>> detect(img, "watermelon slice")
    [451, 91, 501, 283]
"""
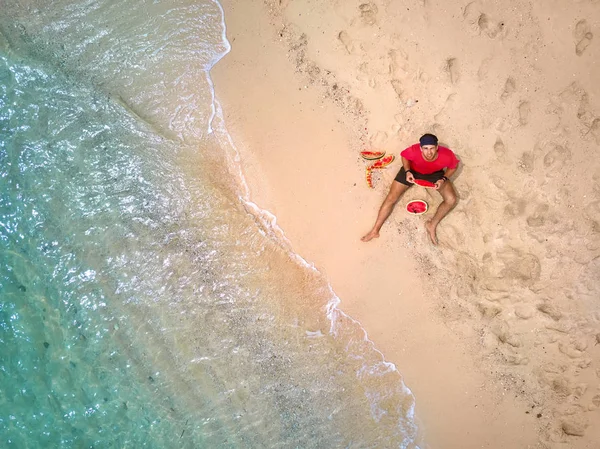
[368, 154, 395, 170]
[360, 150, 386, 160]
[406, 200, 428, 215]
[414, 178, 437, 188]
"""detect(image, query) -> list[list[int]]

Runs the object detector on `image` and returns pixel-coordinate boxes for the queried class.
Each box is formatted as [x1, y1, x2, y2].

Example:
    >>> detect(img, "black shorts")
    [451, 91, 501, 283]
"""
[394, 167, 445, 186]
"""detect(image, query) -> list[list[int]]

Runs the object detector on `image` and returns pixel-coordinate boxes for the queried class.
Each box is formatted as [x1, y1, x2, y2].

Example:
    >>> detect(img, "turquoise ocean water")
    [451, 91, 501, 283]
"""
[0, 1, 419, 447]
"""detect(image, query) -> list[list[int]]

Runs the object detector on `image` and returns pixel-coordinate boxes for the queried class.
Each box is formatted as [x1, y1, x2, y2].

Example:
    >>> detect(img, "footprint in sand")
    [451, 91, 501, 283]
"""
[559, 338, 588, 359]
[514, 303, 535, 319]
[574, 19, 593, 56]
[543, 143, 571, 175]
[388, 49, 409, 76]
[526, 203, 550, 227]
[357, 62, 377, 88]
[501, 250, 541, 283]
[518, 150, 534, 173]
[558, 82, 588, 108]
[573, 383, 588, 399]
[493, 137, 506, 158]
[500, 77, 516, 101]
[476, 56, 493, 81]
[588, 117, 600, 144]
[477, 13, 506, 39]
[477, 301, 502, 319]
[445, 57, 459, 84]
[562, 417, 589, 437]
[454, 252, 481, 292]
[518, 101, 530, 125]
[591, 394, 600, 410]
[505, 353, 529, 366]
[584, 200, 600, 226]
[463, 3, 506, 39]
[359, 2, 378, 26]
[433, 94, 456, 123]
[482, 247, 541, 289]
[558, 83, 600, 139]
[491, 321, 522, 347]
[338, 30, 356, 54]
[369, 130, 388, 148]
[390, 79, 404, 100]
[537, 301, 562, 320]
[547, 375, 573, 398]
[438, 223, 465, 250]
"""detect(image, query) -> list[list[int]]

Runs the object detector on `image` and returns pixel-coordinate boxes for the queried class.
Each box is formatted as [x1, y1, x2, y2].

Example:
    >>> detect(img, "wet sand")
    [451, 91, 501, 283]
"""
[212, 0, 600, 447]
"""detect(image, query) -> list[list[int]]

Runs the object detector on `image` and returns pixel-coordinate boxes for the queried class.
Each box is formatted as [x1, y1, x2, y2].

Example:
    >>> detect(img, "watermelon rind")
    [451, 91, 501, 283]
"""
[360, 150, 386, 161]
[368, 155, 395, 170]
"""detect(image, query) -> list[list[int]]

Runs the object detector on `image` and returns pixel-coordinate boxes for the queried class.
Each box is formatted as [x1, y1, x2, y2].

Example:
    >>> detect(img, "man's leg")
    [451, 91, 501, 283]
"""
[361, 181, 410, 242]
[425, 180, 458, 245]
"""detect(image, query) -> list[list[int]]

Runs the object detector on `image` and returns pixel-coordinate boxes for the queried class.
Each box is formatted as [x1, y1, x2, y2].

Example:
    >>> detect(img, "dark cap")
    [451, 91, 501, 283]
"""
[419, 133, 438, 146]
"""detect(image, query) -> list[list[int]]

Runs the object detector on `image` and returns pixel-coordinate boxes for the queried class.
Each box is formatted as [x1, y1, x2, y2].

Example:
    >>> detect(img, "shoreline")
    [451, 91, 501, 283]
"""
[212, 0, 600, 447]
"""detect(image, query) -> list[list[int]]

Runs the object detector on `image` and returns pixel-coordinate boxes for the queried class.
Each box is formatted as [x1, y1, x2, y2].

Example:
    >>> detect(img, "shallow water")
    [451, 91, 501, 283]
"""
[0, 1, 418, 447]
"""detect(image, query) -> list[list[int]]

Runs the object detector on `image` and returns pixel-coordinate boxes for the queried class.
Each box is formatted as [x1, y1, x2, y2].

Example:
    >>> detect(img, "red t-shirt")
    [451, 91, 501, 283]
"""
[400, 143, 459, 174]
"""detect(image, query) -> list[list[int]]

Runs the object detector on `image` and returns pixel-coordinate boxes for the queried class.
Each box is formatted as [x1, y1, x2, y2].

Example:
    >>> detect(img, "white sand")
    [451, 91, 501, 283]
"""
[212, 0, 600, 447]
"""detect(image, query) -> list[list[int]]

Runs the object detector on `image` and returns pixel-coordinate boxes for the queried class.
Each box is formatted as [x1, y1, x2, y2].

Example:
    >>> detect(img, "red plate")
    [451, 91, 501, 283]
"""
[414, 178, 436, 188]
[406, 200, 428, 215]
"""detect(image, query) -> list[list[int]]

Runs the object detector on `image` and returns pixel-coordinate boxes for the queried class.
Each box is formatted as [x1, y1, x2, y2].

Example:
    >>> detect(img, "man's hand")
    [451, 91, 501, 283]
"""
[434, 178, 446, 190]
[406, 171, 415, 184]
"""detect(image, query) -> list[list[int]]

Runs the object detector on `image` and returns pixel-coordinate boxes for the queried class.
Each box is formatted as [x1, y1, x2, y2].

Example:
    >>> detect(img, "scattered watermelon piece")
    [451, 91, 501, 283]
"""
[406, 200, 428, 215]
[360, 150, 386, 160]
[369, 155, 395, 170]
[365, 167, 374, 188]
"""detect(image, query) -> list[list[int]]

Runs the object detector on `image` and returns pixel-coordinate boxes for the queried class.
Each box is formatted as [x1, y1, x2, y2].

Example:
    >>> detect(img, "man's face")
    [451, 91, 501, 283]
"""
[421, 144, 438, 161]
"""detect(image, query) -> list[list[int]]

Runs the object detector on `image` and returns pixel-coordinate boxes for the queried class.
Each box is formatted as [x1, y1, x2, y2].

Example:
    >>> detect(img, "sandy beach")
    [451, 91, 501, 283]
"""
[212, 0, 600, 447]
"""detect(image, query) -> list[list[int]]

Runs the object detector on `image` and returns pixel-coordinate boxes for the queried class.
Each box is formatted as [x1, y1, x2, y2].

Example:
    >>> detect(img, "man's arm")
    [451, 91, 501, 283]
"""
[402, 156, 415, 183]
[443, 165, 458, 179]
[434, 162, 459, 190]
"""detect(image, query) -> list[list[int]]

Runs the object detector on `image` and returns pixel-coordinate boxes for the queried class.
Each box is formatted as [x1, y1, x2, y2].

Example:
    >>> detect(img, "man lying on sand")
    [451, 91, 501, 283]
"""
[361, 133, 459, 245]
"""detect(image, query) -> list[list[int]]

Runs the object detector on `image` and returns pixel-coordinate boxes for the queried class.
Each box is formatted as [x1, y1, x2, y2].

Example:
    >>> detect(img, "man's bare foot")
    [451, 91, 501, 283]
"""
[361, 230, 380, 242]
[425, 220, 438, 245]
